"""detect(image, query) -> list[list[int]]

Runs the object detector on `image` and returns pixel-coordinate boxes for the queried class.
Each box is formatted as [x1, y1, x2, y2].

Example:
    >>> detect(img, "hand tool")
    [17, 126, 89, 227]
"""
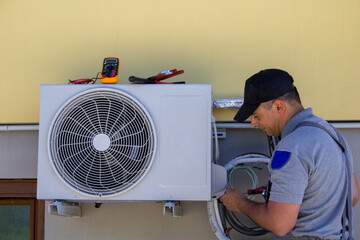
[129, 69, 185, 84]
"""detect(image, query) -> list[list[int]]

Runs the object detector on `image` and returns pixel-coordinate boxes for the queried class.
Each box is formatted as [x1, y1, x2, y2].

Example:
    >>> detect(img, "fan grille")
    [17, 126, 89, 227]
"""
[48, 89, 156, 197]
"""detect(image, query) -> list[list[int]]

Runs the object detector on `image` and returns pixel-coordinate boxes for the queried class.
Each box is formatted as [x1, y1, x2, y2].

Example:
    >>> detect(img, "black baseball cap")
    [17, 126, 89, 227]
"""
[234, 69, 295, 122]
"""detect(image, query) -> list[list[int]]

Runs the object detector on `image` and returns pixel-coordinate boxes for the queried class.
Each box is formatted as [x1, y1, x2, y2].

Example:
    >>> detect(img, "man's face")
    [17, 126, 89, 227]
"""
[250, 102, 281, 136]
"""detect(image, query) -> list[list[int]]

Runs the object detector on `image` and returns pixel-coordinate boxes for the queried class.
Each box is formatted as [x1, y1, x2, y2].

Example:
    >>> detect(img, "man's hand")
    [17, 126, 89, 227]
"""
[219, 188, 247, 213]
[219, 188, 300, 236]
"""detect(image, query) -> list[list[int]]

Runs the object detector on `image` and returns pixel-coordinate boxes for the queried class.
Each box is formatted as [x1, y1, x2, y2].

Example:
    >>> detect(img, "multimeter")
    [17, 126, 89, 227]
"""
[101, 57, 120, 84]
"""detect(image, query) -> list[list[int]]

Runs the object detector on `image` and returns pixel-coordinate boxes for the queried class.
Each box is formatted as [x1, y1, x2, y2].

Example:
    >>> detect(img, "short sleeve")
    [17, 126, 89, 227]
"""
[269, 149, 309, 204]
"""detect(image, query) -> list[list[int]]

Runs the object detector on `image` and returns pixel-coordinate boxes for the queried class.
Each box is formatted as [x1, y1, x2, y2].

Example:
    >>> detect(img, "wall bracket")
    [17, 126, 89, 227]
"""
[163, 201, 182, 217]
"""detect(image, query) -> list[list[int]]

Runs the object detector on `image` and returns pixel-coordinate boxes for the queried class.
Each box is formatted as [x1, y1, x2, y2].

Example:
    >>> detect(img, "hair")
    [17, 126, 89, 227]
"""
[262, 87, 302, 110]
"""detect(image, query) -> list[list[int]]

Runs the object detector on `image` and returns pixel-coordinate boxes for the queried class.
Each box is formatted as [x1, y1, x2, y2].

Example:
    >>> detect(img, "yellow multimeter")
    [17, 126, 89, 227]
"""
[101, 57, 120, 84]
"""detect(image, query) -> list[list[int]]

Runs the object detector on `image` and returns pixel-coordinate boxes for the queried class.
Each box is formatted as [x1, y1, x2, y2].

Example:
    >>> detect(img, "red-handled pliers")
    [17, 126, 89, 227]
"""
[129, 69, 185, 84]
[148, 69, 184, 81]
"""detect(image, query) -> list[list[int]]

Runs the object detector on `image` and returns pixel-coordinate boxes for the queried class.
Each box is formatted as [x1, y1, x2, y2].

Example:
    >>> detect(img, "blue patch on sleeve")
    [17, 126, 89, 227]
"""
[271, 151, 291, 170]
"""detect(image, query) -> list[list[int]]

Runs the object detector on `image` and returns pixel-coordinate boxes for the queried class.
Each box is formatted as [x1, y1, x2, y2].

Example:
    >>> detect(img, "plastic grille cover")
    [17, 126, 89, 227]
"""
[48, 89, 156, 197]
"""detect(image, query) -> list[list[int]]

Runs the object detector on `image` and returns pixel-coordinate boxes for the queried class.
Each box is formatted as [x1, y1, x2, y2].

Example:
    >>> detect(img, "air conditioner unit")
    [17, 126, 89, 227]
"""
[37, 84, 225, 202]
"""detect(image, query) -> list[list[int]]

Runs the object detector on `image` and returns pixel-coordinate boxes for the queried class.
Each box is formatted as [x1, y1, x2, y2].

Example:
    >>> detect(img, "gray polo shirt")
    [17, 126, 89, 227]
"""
[269, 108, 353, 239]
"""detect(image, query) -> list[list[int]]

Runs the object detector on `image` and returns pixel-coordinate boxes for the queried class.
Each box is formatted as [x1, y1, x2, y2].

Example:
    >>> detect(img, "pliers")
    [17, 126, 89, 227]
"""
[129, 69, 185, 84]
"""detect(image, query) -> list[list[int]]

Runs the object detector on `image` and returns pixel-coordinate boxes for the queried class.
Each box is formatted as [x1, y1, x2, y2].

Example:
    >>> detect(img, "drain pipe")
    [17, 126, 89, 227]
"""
[209, 107, 231, 240]
[207, 199, 230, 240]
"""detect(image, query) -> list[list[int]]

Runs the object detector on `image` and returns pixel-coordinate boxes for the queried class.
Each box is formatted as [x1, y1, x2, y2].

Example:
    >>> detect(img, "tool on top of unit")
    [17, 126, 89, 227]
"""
[100, 57, 120, 84]
[68, 57, 120, 84]
[129, 69, 185, 84]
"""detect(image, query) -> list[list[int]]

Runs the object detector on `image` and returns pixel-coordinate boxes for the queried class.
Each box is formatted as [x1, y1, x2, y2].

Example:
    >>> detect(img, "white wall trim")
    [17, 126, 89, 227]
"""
[0, 122, 360, 132]
[215, 122, 360, 129]
[0, 125, 39, 131]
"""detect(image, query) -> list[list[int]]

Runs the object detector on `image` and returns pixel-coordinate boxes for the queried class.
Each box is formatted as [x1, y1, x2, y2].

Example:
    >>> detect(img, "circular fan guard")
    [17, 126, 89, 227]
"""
[48, 88, 156, 197]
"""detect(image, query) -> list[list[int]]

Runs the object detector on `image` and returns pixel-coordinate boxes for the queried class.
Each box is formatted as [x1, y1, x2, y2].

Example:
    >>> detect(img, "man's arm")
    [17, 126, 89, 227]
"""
[220, 188, 300, 236]
[353, 174, 359, 207]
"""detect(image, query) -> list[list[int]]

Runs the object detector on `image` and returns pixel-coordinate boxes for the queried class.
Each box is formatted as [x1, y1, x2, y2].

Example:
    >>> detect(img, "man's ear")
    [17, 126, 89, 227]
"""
[273, 99, 285, 113]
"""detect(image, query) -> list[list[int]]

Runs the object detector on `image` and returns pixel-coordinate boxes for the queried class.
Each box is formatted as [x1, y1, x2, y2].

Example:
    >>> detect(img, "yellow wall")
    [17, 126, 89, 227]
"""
[1, 0, 360, 123]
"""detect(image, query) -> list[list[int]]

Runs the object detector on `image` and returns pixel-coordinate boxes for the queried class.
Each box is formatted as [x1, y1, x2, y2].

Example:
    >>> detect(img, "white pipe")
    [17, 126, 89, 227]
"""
[0, 124, 39, 131]
[216, 122, 360, 129]
[213, 198, 224, 233]
[212, 116, 220, 164]
[331, 122, 360, 129]
[224, 154, 271, 170]
[216, 123, 252, 129]
[207, 199, 230, 240]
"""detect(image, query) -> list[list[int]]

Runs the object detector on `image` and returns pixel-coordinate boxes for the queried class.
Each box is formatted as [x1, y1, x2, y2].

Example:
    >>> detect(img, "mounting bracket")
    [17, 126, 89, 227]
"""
[163, 201, 182, 217]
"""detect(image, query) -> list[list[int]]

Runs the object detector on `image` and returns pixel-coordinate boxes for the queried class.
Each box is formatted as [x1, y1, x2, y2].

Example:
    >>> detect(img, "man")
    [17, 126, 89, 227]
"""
[220, 69, 359, 239]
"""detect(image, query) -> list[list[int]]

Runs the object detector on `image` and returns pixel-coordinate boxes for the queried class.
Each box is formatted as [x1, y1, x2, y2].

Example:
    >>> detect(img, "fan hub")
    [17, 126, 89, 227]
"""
[93, 133, 111, 151]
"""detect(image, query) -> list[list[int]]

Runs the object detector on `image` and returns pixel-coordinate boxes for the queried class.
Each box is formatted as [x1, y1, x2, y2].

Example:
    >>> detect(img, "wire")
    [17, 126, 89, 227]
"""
[227, 164, 259, 200]
[68, 72, 102, 84]
[224, 208, 268, 236]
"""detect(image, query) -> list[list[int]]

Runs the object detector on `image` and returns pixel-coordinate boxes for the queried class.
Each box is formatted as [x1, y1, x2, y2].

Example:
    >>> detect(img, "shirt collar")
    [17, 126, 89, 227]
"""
[281, 108, 313, 138]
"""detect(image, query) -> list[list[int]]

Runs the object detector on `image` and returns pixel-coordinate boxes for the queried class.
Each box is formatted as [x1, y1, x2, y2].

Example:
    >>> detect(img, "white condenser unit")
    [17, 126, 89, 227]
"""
[37, 84, 223, 202]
